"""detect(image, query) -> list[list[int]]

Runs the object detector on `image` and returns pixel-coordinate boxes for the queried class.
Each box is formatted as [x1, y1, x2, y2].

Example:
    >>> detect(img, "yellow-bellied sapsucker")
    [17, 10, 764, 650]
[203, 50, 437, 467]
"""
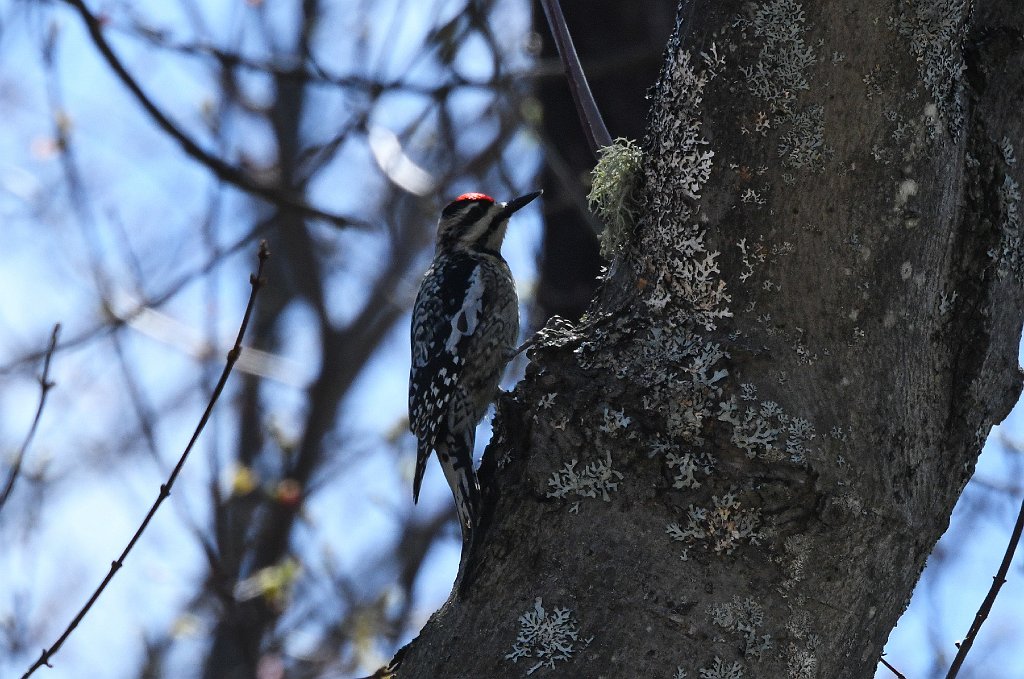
[409, 190, 541, 545]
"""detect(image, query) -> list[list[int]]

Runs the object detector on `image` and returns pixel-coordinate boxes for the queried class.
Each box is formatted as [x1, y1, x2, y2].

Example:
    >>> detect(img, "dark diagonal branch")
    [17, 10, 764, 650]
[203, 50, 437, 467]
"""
[0, 324, 60, 514]
[61, 0, 364, 228]
[945, 494, 1024, 678]
[21, 243, 270, 679]
[879, 655, 907, 679]
[539, 0, 612, 158]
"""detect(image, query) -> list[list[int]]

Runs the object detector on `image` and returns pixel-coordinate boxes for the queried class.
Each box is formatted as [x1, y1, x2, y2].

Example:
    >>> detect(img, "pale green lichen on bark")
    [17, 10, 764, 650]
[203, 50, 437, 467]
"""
[740, 0, 817, 115]
[736, 0, 829, 174]
[777, 104, 825, 170]
[710, 596, 773, 659]
[545, 452, 624, 508]
[665, 490, 764, 559]
[640, 42, 731, 329]
[665, 449, 716, 489]
[717, 397, 819, 464]
[888, 0, 969, 137]
[699, 657, 745, 679]
[505, 598, 588, 676]
[988, 139, 1024, 282]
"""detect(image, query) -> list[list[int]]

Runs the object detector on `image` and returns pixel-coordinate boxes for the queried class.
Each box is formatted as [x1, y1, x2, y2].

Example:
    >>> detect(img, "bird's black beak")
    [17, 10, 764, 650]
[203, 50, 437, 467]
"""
[500, 190, 543, 218]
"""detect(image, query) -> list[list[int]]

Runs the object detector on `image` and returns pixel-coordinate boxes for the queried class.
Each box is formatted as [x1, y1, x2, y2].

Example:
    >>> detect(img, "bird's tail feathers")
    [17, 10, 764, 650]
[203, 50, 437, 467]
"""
[412, 438, 430, 504]
[437, 430, 480, 545]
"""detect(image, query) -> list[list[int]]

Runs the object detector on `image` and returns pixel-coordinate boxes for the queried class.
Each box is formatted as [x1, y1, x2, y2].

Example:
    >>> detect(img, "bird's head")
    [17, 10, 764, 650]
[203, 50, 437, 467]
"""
[436, 190, 542, 254]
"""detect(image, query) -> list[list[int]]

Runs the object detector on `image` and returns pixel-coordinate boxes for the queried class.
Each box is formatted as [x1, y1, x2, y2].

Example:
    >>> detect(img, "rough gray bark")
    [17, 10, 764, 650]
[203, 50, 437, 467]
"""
[398, 0, 1024, 677]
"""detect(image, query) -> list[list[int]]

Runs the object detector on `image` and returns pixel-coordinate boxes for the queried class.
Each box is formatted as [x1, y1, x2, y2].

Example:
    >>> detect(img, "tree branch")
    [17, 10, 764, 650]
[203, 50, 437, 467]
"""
[539, 0, 612, 158]
[60, 0, 365, 228]
[0, 324, 60, 514]
[879, 655, 908, 679]
[945, 493, 1024, 678]
[127, 25, 548, 94]
[20, 242, 270, 679]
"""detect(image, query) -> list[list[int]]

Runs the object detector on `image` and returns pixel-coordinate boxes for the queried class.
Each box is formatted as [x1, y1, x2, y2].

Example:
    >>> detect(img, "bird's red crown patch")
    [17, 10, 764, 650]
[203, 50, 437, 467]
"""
[454, 192, 494, 203]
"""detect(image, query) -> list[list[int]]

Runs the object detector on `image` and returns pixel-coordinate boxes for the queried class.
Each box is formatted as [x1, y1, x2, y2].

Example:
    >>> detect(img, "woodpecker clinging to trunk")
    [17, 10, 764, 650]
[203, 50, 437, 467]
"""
[409, 190, 541, 545]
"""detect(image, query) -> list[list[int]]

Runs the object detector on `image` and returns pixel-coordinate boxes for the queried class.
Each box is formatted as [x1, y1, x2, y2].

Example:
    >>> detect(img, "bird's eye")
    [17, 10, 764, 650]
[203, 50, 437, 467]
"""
[465, 204, 491, 224]
[442, 200, 469, 219]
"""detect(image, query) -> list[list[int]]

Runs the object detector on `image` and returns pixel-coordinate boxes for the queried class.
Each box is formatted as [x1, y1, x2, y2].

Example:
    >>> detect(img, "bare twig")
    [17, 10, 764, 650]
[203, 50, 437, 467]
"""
[539, 0, 612, 158]
[128, 26, 535, 94]
[60, 0, 364, 228]
[125, 20, 653, 96]
[0, 324, 60, 514]
[21, 243, 270, 679]
[0, 221, 260, 377]
[880, 655, 908, 679]
[944, 494, 1024, 678]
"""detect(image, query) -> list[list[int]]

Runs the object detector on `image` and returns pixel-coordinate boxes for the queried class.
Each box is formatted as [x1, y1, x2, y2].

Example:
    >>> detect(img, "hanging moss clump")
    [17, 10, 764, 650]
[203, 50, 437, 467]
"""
[588, 137, 644, 258]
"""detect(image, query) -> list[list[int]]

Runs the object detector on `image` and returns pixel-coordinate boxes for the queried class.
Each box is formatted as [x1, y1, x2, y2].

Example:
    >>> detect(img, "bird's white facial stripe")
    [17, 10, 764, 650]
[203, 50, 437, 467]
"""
[445, 266, 484, 352]
[441, 202, 504, 248]
[461, 209, 494, 243]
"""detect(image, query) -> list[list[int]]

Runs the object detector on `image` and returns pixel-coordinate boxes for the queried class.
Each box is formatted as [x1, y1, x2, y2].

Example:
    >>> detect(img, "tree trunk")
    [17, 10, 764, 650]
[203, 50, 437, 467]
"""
[398, 0, 1024, 676]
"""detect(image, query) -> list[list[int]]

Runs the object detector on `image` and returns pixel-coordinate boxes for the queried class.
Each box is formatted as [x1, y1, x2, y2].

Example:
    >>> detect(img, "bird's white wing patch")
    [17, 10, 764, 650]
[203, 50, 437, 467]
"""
[445, 265, 484, 353]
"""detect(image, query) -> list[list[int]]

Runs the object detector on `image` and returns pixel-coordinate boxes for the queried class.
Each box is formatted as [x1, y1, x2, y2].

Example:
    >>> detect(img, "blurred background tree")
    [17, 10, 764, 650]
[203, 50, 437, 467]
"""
[0, 1, 1021, 678]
